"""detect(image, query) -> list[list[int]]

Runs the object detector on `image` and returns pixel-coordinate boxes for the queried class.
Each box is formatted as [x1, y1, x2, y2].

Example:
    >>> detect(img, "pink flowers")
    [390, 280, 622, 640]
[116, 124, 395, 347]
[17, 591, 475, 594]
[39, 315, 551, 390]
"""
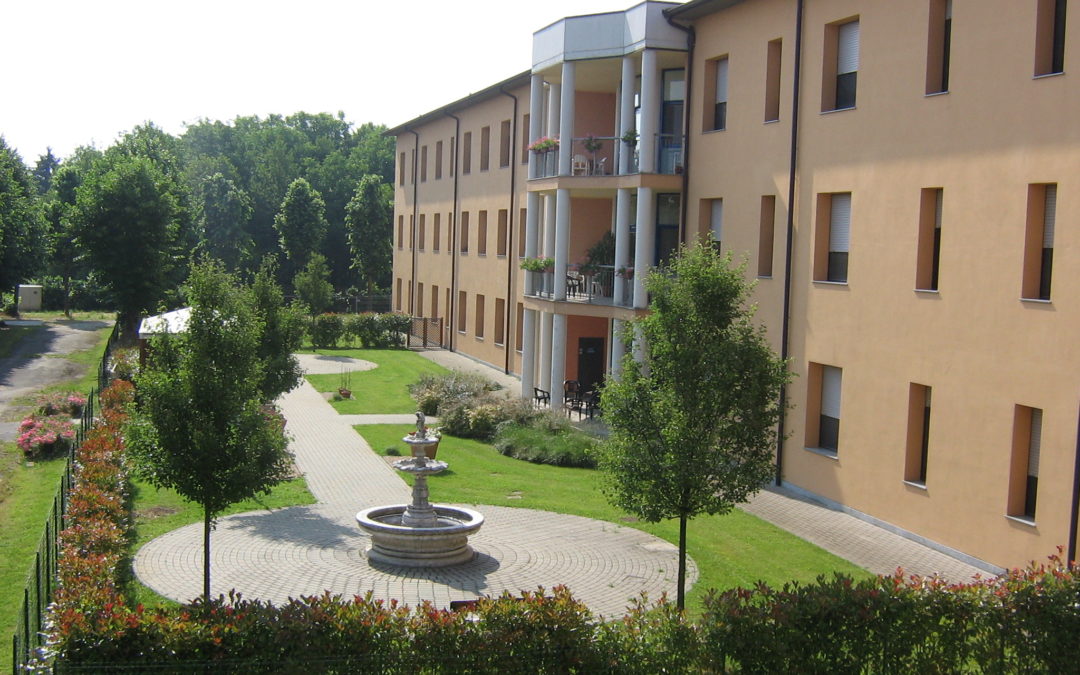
[17, 415, 76, 458]
[37, 391, 87, 417]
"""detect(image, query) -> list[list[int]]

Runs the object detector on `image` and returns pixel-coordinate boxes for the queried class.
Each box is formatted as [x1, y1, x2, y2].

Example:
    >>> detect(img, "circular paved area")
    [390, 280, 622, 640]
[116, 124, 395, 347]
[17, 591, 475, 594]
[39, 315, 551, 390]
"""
[135, 502, 695, 618]
[294, 353, 376, 375]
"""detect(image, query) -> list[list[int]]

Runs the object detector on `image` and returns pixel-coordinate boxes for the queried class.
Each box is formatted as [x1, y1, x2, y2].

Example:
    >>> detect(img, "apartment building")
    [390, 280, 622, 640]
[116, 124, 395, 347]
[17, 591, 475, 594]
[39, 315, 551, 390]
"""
[389, 0, 1079, 573]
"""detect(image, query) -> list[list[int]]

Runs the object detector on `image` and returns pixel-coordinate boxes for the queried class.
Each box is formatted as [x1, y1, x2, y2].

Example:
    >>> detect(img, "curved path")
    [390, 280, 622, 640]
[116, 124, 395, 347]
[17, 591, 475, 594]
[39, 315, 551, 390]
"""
[134, 356, 695, 618]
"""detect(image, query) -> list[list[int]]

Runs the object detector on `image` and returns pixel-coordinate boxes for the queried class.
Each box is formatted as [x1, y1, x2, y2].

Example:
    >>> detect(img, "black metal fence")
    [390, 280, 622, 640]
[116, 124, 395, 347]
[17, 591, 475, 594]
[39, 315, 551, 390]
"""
[408, 317, 444, 349]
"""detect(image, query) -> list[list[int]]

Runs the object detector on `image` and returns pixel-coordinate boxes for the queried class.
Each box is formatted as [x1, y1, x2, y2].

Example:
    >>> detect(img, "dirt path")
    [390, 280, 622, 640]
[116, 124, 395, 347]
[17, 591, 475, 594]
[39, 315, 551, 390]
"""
[0, 320, 110, 439]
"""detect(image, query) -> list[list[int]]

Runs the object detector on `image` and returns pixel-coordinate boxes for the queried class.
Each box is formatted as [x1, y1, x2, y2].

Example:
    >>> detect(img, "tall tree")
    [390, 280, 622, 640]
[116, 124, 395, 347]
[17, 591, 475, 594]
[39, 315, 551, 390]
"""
[251, 256, 305, 402]
[33, 148, 60, 195]
[344, 174, 393, 294]
[47, 147, 103, 315]
[293, 253, 334, 329]
[0, 137, 47, 291]
[74, 155, 182, 336]
[599, 243, 790, 609]
[195, 172, 253, 270]
[126, 260, 292, 600]
[273, 177, 327, 279]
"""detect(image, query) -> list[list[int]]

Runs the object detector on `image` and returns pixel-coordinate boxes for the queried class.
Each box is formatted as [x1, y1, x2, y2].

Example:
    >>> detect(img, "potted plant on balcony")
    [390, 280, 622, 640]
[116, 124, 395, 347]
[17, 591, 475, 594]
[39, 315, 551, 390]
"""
[527, 136, 559, 153]
[621, 129, 639, 147]
[520, 256, 554, 272]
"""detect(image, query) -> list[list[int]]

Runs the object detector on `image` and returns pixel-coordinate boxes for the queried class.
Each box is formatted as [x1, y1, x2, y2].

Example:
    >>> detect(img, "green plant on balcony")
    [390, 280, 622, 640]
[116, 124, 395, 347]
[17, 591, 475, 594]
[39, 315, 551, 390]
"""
[527, 136, 559, 153]
[583, 134, 604, 153]
[582, 231, 615, 276]
[520, 256, 555, 272]
[621, 129, 639, 147]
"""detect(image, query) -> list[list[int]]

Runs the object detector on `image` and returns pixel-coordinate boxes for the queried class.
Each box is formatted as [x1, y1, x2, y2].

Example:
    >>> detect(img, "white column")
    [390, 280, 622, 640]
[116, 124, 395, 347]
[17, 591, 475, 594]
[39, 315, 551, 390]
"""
[547, 83, 561, 138]
[633, 187, 654, 308]
[639, 49, 660, 174]
[539, 311, 553, 392]
[558, 61, 576, 176]
[524, 191, 540, 294]
[632, 322, 647, 368]
[619, 56, 636, 175]
[543, 193, 557, 258]
[528, 74, 544, 180]
[614, 187, 632, 306]
[610, 318, 626, 379]
[553, 187, 571, 300]
[550, 313, 567, 407]
[521, 308, 537, 398]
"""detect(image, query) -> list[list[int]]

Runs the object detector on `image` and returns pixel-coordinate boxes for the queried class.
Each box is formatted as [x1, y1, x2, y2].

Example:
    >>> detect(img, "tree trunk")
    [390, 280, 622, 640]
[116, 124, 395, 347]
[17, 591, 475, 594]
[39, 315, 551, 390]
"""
[203, 509, 211, 601]
[62, 273, 71, 319]
[677, 512, 687, 610]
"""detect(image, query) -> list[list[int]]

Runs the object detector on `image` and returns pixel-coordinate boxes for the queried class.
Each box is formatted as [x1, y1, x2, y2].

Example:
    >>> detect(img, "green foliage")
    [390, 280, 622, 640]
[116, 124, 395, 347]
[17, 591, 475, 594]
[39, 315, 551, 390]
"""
[583, 230, 615, 273]
[342, 312, 411, 348]
[310, 313, 345, 348]
[293, 253, 334, 319]
[408, 370, 501, 416]
[600, 242, 791, 608]
[273, 177, 327, 274]
[250, 257, 304, 401]
[304, 348, 449, 414]
[194, 172, 253, 269]
[492, 417, 598, 468]
[345, 174, 393, 294]
[0, 137, 48, 289]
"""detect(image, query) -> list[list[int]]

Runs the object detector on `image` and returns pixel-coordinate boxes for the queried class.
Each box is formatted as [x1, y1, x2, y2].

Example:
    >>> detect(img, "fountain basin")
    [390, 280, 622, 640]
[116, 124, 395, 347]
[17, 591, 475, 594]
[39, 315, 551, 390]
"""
[356, 504, 484, 567]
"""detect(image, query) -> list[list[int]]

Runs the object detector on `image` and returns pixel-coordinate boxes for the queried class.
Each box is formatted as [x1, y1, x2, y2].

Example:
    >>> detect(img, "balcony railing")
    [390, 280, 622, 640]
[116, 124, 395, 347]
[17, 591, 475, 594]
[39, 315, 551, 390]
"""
[526, 265, 635, 307]
[529, 134, 683, 178]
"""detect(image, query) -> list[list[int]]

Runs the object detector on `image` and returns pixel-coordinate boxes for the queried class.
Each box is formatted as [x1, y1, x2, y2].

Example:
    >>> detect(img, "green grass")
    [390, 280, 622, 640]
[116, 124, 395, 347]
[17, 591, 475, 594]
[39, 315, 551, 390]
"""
[0, 325, 42, 359]
[302, 348, 449, 414]
[3, 310, 117, 321]
[126, 476, 318, 607]
[357, 424, 870, 614]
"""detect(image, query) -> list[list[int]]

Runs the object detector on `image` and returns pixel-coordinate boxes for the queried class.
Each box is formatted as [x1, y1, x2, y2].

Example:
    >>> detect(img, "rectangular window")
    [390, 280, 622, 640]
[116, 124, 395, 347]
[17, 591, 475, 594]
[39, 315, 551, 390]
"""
[1009, 406, 1043, 520]
[395, 278, 402, 311]
[807, 363, 842, 453]
[435, 140, 443, 180]
[397, 215, 404, 249]
[420, 145, 428, 182]
[457, 291, 467, 333]
[475, 294, 486, 338]
[431, 284, 439, 321]
[462, 132, 472, 174]
[500, 119, 512, 167]
[416, 283, 424, 317]
[433, 213, 441, 252]
[408, 215, 415, 251]
[765, 39, 783, 122]
[494, 298, 506, 345]
[713, 57, 729, 130]
[709, 199, 723, 251]
[450, 137, 456, 177]
[926, 0, 953, 94]
[518, 207, 527, 257]
[515, 302, 524, 351]
[1035, 0, 1068, 76]
[418, 214, 426, 250]
[398, 151, 406, 186]
[480, 126, 491, 171]
[497, 209, 508, 256]
[460, 212, 470, 253]
[905, 384, 932, 484]
[521, 114, 531, 163]
[1023, 183, 1056, 300]
[448, 212, 454, 252]
[916, 188, 943, 290]
[478, 210, 488, 255]
[823, 19, 859, 111]
[815, 192, 851, 282]
[409, 150, 415, 184]
[759, 195, 776, 276]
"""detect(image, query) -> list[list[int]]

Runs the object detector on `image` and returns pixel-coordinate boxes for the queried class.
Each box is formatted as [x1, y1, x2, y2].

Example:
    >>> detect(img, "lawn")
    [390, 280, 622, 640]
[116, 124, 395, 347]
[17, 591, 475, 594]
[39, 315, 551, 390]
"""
[356, 424, 871, 613]
[302, 348, 449, 414]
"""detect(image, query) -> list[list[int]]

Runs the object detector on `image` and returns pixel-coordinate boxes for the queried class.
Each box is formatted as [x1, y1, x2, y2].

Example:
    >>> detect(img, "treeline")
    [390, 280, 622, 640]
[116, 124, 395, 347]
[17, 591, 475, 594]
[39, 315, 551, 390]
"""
[0, 112, 395, 330]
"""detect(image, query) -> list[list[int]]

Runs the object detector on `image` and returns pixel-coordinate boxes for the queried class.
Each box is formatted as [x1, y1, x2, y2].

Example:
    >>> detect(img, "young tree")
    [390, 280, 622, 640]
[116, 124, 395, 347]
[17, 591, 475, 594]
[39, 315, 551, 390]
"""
[344, 174, 392, 294]
[0, 138, 47, 292]
[195, 172, 253, 271]
[251, 256, 305, 401]
[273, 177, 327, 276]
[125, 261, 292, 600]
[293, 253, 334, 328]
[599, 242, 790, 610]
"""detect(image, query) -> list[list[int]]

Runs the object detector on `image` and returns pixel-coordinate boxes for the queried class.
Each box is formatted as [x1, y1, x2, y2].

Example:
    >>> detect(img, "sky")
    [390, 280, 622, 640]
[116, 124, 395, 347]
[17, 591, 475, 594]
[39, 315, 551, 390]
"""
[2, 0, 654, 165]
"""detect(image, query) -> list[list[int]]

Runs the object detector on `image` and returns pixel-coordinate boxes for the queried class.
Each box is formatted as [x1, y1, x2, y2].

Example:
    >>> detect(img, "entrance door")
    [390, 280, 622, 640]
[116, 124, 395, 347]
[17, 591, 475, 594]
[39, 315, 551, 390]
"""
[577, 337, 606, 392]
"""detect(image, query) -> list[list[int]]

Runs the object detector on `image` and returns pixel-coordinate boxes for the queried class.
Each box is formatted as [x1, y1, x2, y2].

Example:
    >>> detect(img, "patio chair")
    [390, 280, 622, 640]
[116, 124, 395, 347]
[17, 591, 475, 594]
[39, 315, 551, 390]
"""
[533, 387, 550, 408]
[572, 154, 588, 176]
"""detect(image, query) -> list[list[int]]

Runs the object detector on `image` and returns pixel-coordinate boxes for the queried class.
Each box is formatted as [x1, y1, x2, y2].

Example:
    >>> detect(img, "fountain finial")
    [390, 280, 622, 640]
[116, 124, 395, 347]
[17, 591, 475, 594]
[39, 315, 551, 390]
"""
[415, 411, 426, 438]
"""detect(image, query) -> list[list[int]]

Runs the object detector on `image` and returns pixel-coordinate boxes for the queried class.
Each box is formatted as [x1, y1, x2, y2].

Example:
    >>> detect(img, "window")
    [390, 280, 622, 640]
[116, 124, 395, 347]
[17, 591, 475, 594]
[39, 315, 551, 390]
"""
[397, 215, 404, 249]
[916, 188, 943, 291]
[815, 192, 851, 282]
[500, 119, 511, 167]
[765, 39, 783, 122]
[708, 198, 723, 251]
[521, 114, 530, 163]
[497, 209, 508, 256]
[418, 214, 426, 250]
[459, 212, 470, 253]
[457, 291, 467, 333]
[408, 215, 415, 251]
[807, 363, 842, 453]
[515, 302, 524, 351]
[447, 212, 454, 252]
[759, 195, 776, 277]
[449, 137, 455, 176]
[475, 294, 485, 338]
[518, 207, 527, 257]
[398, 151, 406, 185]
[462, 132, 472, 174]
[409, 149, 415, 184]
[478, 210, 488, 255]
[709, 57, 729, 131]
[420, 145, 428, 182]
[1009, 406, 1043, 520]
[1023, 183, 1056, 300]
[433, 213, 441, 252]
[1035, 0, 1068, 76]
[395, 278, 402, 311]
[435, 140, 443, 180]
[480, 126, 491, 171]
[823, 19, 859, 111]
[905, 384, 932, 484]
[926, 0, 952, 94]
[494, 298, 506, 345]
[416, 283, 424, 317]
[431, 285, 439, 321]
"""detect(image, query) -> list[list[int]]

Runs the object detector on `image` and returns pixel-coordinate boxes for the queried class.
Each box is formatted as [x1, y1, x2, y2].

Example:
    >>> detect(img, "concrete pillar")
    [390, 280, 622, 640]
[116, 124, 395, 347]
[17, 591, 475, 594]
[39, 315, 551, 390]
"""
[632, 322, 647, 368]
[550, 313, 568, 407]
[521, 308, 537, 398]
[553, 188, 571, 300]
[614, 187, 632, 306]
[610, 318, 626, 379]
[634, 187, 655, 308]
[524, 191, 540, 294]
[543, 193, 557, 259]
[539, 310, 553, 392]
[558, 61, 576, 176]
[528, 74, 544, 180]
[547, 83, 561, 138]
[619, 56, 637, 175]
[639, 49, 660, 174]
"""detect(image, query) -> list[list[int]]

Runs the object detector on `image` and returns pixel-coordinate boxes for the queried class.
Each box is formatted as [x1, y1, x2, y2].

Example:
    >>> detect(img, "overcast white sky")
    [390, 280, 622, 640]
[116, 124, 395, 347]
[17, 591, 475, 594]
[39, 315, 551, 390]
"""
[2, 0, 650, 164]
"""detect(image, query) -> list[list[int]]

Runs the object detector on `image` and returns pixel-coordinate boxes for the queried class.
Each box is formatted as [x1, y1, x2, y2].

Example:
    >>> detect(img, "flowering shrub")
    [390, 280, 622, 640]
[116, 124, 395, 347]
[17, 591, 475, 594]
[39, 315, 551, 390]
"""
[37, 391, 87, 417]
[16, 415, 75, 458]
[527, 136, 559, 153]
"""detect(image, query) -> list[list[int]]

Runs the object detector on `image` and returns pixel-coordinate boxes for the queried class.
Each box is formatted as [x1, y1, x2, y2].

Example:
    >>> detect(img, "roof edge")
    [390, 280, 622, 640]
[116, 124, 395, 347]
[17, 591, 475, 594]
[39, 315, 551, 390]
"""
[384, 70, 532, 136]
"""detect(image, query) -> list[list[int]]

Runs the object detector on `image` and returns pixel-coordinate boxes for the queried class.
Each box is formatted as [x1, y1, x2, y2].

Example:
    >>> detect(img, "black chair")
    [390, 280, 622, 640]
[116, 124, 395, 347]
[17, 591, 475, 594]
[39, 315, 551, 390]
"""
[533, 387, 550, 408]
[583, 390, 601, 419]
[563, 380, 584, 417]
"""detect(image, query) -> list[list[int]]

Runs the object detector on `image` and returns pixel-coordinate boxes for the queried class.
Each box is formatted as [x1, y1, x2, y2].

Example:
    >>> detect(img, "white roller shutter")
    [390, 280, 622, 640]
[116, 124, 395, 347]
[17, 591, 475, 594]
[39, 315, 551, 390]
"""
[715, 57, 729, 104]
[821, 366, 842, 419]
[829, 193, 851, 252]
[838, 21, 860, 75]
[1043, 185, 1056, 248]
[711, 199, 724, 241]
[1028, 409, 1042, 477]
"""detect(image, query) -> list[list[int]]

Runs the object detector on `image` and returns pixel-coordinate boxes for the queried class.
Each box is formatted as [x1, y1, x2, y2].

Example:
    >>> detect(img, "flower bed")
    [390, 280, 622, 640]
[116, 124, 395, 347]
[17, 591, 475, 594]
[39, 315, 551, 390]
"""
[16, 414, 75, 458]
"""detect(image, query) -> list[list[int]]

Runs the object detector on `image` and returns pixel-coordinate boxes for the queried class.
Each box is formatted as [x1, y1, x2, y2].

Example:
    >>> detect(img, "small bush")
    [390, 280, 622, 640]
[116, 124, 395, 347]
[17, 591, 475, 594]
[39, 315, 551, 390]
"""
[493, 417, 597, 468]
[311, 313, 345, 348]
[37, 391, 87, 417]
[344, 313, 377, 346]
[109, 346, 140, 381]
[409, 371, 501, 416]
[16, 415, 76, 458]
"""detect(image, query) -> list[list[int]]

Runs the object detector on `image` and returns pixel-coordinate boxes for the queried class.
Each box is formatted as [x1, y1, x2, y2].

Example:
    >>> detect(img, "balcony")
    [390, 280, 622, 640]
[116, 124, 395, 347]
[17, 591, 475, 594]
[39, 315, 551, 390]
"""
[525, 266, 634, 307]
[531, 134, 682, 179]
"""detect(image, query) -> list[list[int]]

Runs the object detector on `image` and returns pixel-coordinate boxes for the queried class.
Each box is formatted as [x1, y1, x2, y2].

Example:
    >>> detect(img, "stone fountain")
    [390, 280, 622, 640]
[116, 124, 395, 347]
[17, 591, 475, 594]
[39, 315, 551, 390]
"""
[356, 412, 484, 567]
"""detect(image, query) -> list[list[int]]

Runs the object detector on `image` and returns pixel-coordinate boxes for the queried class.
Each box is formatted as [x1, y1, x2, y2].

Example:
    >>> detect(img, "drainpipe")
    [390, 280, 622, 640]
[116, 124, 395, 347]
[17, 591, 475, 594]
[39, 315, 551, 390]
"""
[445, 112, 461, 352]
[664, 16, 694, 244]
[500, 85, 519, 375]
[775, 0, 805, 486]
[1068, 405, 1080, 565]
[408, 129, 420, 317]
